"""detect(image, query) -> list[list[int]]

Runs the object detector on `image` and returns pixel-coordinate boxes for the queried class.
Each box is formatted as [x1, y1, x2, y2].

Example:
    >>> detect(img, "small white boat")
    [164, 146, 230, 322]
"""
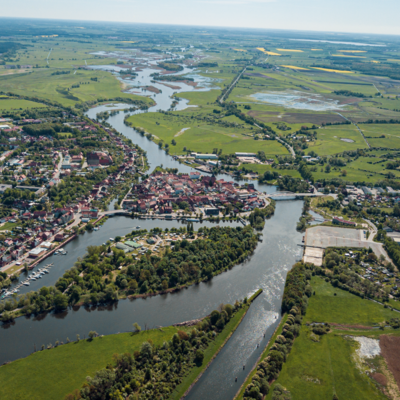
[31, 278, 36, 281]
[23, 282, 30, 286]
[109, 238, 114, 241]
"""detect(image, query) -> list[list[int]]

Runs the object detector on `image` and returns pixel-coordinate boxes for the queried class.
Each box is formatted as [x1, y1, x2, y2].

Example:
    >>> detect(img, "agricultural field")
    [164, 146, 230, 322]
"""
[360, 124, 400, 149]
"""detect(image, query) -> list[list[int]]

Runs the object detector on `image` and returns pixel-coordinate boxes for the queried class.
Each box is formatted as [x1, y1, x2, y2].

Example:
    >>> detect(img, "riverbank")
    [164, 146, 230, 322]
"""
[234, 313, 288, 400]
[0, 294, 260, 400]
[177, 289, 263, 399]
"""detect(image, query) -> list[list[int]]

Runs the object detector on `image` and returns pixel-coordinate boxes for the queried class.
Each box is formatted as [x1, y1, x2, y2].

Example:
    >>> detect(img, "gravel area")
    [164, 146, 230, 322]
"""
[352, 336, 381, 358]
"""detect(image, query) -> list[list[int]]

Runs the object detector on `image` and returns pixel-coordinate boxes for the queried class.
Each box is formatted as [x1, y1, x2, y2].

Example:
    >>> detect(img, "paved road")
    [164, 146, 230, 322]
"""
[255, 123, 295, 158]
[219, 67, 247, 104]
[46, 48, 52, 65]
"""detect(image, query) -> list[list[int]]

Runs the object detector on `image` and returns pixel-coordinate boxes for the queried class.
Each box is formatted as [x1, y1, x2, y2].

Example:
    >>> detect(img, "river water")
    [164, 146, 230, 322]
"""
[0, 52, 303, 399]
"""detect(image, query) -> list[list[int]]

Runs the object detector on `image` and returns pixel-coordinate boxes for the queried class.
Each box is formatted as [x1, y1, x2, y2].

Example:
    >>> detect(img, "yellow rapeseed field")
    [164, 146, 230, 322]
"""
[312, 67, 354, 74]
[256, 48, 281, 56]
[233, 49, 247, 52]
[276, 49, 303, 52]
[280, 65, 309, 70]
[338, 50, 366, 53]
[332, 54, 366, 58]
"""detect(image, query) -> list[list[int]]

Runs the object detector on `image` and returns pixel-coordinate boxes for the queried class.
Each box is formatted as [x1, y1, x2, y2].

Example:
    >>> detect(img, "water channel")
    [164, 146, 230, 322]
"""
[0, 53, 304, 399]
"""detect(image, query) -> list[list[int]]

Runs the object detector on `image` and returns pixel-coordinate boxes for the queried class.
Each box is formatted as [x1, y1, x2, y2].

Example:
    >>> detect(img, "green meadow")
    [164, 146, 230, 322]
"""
[0, 327, 179, 400]
[127, 109, 289, 156]
[306, 125, 368, 156]
[0, 68, 152, 107]
[306, 277, 398, 326]
[0, 98, 47, 110]
[262, 277, 397, 400]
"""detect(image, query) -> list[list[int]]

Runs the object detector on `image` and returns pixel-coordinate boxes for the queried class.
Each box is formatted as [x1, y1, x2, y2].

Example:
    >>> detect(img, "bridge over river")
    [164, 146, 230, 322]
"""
[266, 191, 324, 201]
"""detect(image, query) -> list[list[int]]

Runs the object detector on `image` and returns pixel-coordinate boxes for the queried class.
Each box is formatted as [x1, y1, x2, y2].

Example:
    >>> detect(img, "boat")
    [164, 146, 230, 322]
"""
[94, 227, 98, 231]
[109, 238, 114, 241]
[23, 282, 30, 286]
[136, 226, 140, 229]
[30, 277, 36, 281]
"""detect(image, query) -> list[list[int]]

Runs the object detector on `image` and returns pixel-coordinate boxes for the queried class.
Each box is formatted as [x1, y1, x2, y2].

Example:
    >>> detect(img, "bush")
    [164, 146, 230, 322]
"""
[195, 349, 204, 364]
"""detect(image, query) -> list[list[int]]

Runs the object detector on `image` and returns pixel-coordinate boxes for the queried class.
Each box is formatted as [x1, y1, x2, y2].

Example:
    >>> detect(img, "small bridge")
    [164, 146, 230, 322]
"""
[267, 192, 323, 201]
[101, 210, 130, 216]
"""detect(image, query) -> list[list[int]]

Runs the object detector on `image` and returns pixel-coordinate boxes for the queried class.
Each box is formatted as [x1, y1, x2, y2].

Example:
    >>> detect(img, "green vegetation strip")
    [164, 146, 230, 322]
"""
[173, 289, 263, 399]
[0, 327, 179, 400]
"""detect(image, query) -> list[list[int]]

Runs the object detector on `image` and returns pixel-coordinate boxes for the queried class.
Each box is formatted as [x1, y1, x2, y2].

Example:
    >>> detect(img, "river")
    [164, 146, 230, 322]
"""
[0, 52, 303, 400]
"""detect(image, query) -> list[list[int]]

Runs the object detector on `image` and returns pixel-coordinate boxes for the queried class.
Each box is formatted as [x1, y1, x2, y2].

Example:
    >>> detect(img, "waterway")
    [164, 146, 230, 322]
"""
[0, 51, 303, 398]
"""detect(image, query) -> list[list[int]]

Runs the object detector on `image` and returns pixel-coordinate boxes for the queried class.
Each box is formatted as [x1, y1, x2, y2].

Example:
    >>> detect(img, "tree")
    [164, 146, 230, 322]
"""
[88, 331, 98, 340]
[53, 293, 68, 310]
[133, 322, 141, 333]
[195, 349, 204, 364]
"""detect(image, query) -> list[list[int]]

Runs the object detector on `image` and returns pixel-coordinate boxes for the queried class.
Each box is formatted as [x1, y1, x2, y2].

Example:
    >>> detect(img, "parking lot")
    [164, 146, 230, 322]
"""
[304, 226, 388, 261]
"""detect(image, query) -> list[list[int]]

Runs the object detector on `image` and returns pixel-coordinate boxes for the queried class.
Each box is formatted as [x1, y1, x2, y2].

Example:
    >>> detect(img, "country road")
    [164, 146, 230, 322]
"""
[219, 66, 246, 104]
[336, 112, 370, 148]
[255, 123, 296, 158]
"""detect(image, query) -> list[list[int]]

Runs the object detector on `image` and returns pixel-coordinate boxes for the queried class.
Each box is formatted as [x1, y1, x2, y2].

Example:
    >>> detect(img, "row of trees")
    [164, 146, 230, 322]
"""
[65, 301, 240, 400]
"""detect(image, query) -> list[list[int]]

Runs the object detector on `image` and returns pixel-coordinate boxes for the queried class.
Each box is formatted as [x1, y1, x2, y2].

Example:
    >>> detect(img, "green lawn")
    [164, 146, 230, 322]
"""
[0, 222, 19, 231]
[306, 276, 398, 326]
[266, 326, 386, 400]
[0, 99, 47, 110]
[0, 327, 179, 400]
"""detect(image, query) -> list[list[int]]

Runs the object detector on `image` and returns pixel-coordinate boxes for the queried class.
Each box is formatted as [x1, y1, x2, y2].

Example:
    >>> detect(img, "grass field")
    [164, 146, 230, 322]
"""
[0, 327, 179, 400]
[0, 69, 151, 107]
[0, 98, 47, 110]
[178, 89, 222, 106]
[360, 123, 400, 149]
[306, 276, 398, 326]
[127, 110, 289, 156]
[261, 276, 398, 400]
[306, 125, 368, 156]
[266, 327, 387, 400]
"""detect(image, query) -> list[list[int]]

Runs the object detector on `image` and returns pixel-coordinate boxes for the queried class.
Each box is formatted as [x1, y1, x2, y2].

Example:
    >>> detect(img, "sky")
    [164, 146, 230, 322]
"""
[2, 0, 400, 36]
